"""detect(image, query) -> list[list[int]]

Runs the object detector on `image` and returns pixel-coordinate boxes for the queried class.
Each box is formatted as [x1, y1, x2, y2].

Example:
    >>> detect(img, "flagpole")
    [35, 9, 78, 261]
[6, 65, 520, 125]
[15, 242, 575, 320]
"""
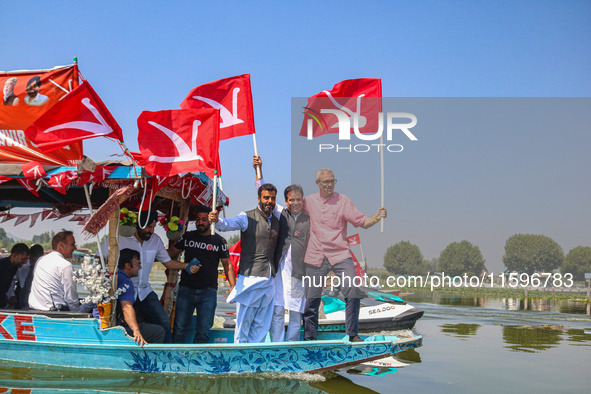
[359, 243, 367, 269]
[211, 173, 218, 235]
[380, 134, 385, 232]
[252, 134, 262, 179]
[83, 184, 106, 271]
[217, 178, 227, 218]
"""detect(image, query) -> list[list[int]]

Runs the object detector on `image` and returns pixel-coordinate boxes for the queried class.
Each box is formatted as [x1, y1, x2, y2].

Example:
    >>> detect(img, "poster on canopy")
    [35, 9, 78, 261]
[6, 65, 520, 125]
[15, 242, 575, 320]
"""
[0, 64, 83, 165]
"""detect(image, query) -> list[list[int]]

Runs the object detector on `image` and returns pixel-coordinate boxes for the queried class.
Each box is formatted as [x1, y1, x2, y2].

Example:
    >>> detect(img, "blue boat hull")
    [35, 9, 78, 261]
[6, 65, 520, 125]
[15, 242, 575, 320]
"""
[0, 311, 422, 375]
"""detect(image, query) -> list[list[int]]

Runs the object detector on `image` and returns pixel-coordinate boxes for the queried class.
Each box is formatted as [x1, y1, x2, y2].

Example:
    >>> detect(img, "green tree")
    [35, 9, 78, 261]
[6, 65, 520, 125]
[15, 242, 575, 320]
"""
[31, 230, 55, 250]
[383, 241, 428, 275]
[225, 234, 240, 247]
[561, 246, 591, 281]
[0, 228, 13, 249]
[502, 234, 564, 275]
[438, 240, 485, 276]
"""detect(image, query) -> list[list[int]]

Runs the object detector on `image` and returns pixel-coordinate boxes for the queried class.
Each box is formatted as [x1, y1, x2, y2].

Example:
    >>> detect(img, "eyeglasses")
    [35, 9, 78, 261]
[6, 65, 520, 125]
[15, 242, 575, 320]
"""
[318, 179, 337, 186]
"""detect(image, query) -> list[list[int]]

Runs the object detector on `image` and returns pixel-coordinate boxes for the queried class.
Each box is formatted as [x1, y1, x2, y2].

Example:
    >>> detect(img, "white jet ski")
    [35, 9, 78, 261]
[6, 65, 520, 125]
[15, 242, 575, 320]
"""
[317, 290, 424, 333]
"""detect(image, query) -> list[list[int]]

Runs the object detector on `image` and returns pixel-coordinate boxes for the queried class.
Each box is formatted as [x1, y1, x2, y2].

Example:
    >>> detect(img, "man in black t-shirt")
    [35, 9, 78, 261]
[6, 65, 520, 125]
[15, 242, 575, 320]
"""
[170, 205, 236, 343]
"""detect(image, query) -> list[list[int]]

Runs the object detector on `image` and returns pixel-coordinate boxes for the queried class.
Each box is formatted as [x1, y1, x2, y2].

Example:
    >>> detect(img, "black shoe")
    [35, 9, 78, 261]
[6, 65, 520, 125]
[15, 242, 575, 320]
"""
[349, 335, 363, 342]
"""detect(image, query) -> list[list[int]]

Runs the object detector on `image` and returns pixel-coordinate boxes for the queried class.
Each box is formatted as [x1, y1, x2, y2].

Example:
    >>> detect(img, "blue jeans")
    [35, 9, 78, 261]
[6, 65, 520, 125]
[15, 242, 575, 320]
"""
[172, 286, 217, 344]
[134, 291, 172, 343]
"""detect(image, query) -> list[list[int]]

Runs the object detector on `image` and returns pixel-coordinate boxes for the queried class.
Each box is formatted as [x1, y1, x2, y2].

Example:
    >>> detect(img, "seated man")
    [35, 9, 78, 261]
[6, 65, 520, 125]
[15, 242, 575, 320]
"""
[0, 243, 30, 308]
[170, 205, 236, 344]
[100, 210, 198, 343]
[28, 231, 80, 312]
[18, 244, 45, 310]
[116, 248, 165, 345]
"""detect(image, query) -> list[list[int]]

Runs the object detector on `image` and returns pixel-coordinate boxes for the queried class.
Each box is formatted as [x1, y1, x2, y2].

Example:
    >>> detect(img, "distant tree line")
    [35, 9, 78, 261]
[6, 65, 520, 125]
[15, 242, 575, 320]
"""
[384, 233, 591, 281]
[0, 228, 14, 249]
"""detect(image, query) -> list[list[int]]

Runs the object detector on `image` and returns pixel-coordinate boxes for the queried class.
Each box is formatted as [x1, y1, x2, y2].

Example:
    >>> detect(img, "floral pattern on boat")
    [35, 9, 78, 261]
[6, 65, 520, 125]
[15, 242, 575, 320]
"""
[125, 343, 392, 374]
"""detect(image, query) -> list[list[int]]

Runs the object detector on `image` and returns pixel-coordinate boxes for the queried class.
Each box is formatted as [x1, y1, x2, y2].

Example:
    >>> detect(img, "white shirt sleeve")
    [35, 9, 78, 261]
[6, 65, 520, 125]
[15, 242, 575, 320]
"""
[155, 236, 172, 264]
[61, 264, 80, 312]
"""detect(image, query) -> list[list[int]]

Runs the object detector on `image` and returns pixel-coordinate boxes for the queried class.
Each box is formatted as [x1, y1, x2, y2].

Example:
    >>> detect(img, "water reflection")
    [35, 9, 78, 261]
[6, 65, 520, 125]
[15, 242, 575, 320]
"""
[394, 348, 422, 364]
[343, 348, 422, 378]
[440, 323, 481, 339]
[309, 373, 379, 393]
[565, 328, 591, 346]
[0, 362, 323, 394]
[502, 326, 563, 353]
[408, 292, 590, 316]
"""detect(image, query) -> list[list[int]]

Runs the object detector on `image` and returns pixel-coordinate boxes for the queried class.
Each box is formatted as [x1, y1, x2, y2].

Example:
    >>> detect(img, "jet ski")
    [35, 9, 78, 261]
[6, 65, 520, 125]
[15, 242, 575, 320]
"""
[222, 289, 423, 333]
[316, 289, 424, 332]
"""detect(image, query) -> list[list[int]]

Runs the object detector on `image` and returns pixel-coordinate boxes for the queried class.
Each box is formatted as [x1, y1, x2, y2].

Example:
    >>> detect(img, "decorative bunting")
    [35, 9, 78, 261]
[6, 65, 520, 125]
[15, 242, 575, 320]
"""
[29, 212, 41, 227]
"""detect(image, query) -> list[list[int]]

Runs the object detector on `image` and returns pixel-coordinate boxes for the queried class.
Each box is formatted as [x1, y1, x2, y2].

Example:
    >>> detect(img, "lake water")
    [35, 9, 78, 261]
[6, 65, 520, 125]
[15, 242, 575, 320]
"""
[2, 284, 590, 393]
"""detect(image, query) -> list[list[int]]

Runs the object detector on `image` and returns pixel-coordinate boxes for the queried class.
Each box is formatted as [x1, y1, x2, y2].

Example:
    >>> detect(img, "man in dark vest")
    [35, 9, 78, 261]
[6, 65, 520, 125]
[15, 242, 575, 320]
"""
[210, 183, 280, 343]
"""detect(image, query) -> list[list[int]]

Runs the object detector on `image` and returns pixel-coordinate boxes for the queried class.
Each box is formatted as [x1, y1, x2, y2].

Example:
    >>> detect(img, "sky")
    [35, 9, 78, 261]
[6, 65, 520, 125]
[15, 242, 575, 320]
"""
[1, 1, 590, 272]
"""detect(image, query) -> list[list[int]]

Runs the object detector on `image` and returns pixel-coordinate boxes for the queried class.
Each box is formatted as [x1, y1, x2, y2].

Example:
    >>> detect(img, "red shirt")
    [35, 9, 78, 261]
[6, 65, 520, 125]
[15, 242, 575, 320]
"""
[304, 192, 366, 267]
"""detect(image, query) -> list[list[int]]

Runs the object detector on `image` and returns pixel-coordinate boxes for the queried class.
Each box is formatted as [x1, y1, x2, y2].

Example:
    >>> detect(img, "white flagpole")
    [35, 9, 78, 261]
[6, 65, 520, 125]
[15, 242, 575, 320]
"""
[211, 174, 218, 235]
[217, 178, 227, 218]
[359, 243, 367, 268]
[380, 134, 385, 232]
[252, 133, 262, 179]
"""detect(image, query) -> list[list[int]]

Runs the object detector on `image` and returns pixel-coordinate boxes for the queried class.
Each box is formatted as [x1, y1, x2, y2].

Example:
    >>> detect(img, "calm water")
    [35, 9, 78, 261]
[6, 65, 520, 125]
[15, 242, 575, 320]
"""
[2, 284, 590, 393]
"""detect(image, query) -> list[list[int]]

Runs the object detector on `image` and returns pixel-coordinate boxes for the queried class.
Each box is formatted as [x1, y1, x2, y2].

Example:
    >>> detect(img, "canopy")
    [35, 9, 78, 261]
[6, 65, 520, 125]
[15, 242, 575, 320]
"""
[0, 157, 227, 218]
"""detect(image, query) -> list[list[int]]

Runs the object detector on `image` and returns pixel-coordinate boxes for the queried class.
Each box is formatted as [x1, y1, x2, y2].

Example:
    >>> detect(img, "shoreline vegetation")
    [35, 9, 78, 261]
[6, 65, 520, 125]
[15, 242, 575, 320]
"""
[366, 269, 591, 302]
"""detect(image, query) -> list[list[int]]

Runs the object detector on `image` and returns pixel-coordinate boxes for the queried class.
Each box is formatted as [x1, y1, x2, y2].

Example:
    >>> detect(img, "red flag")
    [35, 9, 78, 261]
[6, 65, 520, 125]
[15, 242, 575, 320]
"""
[180, 74, 255, 140]
[351, 251, 364, 277]
[347, 233, 361, 246]
[229, 240, 241, 274]
[137, 109, 221, 178]
[25, 81, 123, 152]
[48, 170, 78, 194]
[299, 78, 382, 138]
[16, 178, 39, 197]
[21, 161, 47, 180]
[77, 165, 116, 187]
[0, 175, 11, 184]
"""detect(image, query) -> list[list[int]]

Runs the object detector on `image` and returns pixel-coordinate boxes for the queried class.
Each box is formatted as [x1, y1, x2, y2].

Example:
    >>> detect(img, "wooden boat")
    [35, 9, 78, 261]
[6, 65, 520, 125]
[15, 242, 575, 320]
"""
[0, 310, 422, 375]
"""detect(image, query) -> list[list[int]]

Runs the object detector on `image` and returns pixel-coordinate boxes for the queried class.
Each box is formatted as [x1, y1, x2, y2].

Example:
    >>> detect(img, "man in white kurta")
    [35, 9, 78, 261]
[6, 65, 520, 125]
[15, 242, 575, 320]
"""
[29, 231, 80, 312]
[270, 185, 309, 342]
[210, 183, 280, 343]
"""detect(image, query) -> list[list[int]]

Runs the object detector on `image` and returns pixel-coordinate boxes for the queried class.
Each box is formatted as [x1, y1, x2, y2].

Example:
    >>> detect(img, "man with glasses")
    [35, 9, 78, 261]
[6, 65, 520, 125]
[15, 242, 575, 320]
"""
[303, 169, 387, 342]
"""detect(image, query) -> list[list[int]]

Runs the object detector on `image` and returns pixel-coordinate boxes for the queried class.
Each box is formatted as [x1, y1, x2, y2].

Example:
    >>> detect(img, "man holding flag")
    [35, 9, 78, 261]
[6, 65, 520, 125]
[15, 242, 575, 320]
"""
[303, 168, 387, 342]
[209, 183, 281, 343]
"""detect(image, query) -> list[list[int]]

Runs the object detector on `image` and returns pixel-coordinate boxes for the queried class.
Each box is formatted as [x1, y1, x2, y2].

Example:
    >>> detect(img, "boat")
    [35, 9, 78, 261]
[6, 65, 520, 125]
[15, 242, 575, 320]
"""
[0, 309, 422, 375]
[317, 290, 424, 332]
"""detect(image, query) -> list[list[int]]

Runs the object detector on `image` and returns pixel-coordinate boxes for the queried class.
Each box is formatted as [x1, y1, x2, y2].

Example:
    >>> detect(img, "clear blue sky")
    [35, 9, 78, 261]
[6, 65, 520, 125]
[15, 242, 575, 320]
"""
[2, 1, 590, 271]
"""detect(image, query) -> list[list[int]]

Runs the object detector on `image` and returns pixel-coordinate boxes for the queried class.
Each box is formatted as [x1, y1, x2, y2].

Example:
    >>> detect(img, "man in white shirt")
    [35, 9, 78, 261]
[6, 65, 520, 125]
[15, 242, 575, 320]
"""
[28, 231, 80, 312]
[101, 210, 198, 343]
